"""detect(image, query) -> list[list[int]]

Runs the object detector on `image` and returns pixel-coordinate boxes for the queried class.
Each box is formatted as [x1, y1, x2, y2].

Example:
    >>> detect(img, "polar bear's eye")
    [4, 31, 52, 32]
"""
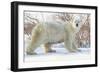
[76, 23, 78, 27]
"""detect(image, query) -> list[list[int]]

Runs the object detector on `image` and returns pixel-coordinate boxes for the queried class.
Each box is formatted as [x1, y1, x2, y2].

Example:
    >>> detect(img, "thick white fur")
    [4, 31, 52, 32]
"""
[26, 20, 80, 55]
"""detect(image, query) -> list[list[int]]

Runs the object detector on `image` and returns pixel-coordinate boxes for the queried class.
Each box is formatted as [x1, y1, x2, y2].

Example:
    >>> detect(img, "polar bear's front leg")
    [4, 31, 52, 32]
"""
[64, 33, 78, 52]
[72, 40, 78, 51]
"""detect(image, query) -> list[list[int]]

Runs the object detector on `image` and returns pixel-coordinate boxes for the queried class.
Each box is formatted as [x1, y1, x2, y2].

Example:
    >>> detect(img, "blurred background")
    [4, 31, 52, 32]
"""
[24, 11, 90, 48]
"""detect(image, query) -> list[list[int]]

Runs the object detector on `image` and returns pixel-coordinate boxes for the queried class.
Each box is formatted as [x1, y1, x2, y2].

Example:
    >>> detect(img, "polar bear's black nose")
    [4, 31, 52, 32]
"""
[76, 23, 78, 27]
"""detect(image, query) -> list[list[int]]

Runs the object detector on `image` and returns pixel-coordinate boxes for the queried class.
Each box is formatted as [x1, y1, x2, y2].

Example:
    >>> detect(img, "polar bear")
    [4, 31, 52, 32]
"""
[26, 18, 81, 55]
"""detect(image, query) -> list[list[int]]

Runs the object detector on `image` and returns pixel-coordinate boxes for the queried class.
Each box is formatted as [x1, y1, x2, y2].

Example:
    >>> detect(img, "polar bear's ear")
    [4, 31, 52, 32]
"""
[69, 14, 75, 22]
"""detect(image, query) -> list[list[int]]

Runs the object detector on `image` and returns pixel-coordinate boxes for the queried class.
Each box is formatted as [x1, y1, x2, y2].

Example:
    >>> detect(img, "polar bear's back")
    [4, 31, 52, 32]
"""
[42, 21, 66, 43]
[44, 21, 65, 33]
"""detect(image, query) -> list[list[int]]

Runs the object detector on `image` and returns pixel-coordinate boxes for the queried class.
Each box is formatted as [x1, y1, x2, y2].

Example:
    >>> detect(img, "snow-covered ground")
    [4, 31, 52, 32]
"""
[24, 35, 91, 63]
[24, 45, 91, 63]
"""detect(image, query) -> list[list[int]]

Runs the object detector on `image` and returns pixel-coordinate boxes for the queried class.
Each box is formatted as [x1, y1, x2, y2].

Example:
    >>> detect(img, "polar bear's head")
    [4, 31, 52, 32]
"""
[68, 14, 88, 33]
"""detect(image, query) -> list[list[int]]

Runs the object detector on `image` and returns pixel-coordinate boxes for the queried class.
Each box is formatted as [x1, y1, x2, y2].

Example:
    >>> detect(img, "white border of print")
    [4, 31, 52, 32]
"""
[18, 5, 95, 69]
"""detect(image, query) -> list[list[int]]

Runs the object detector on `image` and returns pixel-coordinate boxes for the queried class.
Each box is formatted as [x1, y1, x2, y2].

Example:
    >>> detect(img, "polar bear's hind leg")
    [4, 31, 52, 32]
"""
[44, 43, 56, 53]
[26, 25, 45, 55]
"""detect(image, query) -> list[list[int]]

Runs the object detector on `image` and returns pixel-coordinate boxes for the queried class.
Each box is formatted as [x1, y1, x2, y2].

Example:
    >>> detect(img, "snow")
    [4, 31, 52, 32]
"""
[24, 44, 91, 62]
[24, 35, 91, 63]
